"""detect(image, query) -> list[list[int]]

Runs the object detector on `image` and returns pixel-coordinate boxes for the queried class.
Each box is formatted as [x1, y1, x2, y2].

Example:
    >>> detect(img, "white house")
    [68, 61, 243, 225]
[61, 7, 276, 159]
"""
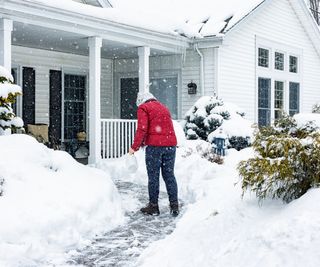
[0, 0, 320, 163]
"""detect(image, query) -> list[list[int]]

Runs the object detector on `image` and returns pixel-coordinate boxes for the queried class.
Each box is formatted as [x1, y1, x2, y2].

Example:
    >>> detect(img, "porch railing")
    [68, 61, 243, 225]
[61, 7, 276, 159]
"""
[101, 119, 137, 159]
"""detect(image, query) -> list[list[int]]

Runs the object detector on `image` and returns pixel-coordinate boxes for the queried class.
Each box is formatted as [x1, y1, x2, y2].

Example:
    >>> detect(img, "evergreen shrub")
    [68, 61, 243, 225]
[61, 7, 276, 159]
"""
[184, 95, 252, 151]
[238, 114, 320, 203]
[0, 66, 24, 135]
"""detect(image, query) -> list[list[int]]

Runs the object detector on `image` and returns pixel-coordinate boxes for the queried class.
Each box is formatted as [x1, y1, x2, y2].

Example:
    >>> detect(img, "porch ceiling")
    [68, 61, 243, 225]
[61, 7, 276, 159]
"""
[2, 0, 190, 55]
[12, 22, 172, 59]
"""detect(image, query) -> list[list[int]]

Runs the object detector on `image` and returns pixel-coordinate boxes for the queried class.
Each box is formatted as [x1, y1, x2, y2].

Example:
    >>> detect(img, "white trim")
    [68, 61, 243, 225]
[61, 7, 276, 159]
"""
[138, 46, 150, 93]
[213, 47, 219, 96]
[0, 19, 13, 70]
[11, 64, 23, 117]
[88, 36, 102, 164]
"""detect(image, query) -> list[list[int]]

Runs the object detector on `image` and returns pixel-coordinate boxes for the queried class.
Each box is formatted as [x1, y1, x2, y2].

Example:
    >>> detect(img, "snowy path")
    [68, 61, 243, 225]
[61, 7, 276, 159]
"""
[68, 180, 183, 267]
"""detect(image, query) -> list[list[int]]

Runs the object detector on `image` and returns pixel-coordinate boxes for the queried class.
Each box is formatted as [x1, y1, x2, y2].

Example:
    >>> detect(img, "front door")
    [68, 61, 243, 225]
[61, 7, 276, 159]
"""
[120, 78, 139, 119]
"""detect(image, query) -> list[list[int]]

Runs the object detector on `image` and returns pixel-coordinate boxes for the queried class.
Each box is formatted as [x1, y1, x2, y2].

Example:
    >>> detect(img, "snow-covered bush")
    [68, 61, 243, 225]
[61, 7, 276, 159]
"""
[312, 102, 320, 113]
[0, 66, 23, 135]
[184, 95, 253, 150]
[238, 114, 320, 203]
[181, 140, 224, 164]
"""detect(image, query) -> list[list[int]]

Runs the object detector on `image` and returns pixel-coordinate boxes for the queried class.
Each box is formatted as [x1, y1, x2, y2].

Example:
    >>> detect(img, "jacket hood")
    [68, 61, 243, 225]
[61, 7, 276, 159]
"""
[136, 92, 156, 106]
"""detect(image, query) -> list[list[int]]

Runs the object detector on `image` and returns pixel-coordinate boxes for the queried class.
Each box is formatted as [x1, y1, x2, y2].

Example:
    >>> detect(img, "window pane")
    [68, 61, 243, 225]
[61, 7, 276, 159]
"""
[289, 82, 300, 116]
[275, 52, 284, 71]
[150, 77, 178, 119]
[274, 81, 284, 120]
[64, 74, 86, 140]
[258, 78, 271, 126]
[258, 48, 269, 68]
[289, 56, 298, 73]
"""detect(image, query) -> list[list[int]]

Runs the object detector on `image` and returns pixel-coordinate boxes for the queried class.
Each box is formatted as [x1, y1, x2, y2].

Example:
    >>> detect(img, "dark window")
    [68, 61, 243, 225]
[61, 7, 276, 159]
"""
[289, 82, 300, 116]
[289, 56, 298, 73]
[64, 74, 86, 140]
[258, 48, 269, 68]
[275, 52, 284, 71]
[258, 78, 271, 126]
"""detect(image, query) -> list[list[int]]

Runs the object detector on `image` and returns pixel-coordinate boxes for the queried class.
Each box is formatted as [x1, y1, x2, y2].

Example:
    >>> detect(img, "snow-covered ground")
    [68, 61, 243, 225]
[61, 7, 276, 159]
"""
[134, 129, 320, 267]
[0, 134, 124, 267]
[1, 114, 320, 266]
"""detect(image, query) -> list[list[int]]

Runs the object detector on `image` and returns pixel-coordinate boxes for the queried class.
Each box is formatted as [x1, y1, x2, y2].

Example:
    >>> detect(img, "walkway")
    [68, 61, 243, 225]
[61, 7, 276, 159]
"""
[68, 180, 183, 267]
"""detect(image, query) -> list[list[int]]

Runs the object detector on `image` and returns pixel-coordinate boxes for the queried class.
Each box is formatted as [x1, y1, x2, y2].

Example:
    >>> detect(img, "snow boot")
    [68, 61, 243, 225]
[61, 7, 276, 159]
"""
[170, 202, 179, 217]
[140, 203, 160, 215]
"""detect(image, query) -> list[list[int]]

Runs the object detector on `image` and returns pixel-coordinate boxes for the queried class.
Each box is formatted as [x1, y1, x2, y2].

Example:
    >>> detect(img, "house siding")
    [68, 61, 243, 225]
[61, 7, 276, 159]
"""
[113, 54, 183, 118]
[12, 46, 113, 124]
[218, 0, 320, 122]
[181, 48, 216, 117]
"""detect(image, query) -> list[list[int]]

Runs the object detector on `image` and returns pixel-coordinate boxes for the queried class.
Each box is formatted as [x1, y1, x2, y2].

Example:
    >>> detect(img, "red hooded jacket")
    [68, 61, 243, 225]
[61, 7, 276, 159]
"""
[131, 99, 177, 151]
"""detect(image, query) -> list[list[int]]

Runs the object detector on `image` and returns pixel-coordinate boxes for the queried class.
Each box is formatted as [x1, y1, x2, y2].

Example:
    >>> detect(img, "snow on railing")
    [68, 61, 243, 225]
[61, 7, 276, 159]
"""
[101, 119, 137, 158]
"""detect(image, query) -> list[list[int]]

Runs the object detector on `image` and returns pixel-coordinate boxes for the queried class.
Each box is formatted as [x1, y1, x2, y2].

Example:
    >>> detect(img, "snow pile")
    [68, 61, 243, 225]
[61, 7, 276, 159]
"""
[32, 0, 265, 37]
[137, 148, 320, 267]
[0, 134, 124, 266]
[294, 113, 320, 129]
[208, 102, 254, 143]
[0, 66, 14, 82]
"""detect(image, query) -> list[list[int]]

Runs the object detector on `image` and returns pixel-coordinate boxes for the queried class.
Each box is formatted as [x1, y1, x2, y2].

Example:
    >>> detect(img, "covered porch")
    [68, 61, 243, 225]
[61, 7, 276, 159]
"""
[0, 0, 189, 163]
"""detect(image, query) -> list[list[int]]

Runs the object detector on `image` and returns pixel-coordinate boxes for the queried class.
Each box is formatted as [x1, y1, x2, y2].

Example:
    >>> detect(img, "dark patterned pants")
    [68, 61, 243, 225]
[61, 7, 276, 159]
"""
[145, 146, 178, 204]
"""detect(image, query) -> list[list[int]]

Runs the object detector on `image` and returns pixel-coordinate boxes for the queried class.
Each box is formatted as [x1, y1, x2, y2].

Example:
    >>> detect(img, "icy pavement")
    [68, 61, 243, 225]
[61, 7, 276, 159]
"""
[68, 180, 183, 267]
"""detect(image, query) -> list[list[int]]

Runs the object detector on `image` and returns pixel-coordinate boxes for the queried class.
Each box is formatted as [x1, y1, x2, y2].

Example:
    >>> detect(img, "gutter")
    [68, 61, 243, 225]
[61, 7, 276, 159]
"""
[195, 44, 205, 96]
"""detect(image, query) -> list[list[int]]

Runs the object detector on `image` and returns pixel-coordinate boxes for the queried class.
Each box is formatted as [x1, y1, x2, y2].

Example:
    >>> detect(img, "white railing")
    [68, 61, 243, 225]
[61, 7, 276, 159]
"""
[101, 119, 138, 159]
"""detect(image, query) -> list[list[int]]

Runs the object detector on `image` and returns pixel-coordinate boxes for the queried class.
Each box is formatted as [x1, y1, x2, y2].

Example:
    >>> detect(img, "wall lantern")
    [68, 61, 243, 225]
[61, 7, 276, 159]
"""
[187, 81, 197, 95]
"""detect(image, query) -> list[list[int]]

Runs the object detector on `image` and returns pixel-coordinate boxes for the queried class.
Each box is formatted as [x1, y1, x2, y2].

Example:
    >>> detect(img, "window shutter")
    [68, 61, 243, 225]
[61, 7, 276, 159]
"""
[49, 70, 62, 145]
[22, 67, 36, 126]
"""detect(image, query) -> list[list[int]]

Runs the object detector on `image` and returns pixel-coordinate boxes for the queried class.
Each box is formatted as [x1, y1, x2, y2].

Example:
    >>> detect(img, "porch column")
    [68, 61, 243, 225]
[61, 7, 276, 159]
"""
[0, 19, 13, 70]
[138, 46, 150, 93]
[88, 36, 102, 165]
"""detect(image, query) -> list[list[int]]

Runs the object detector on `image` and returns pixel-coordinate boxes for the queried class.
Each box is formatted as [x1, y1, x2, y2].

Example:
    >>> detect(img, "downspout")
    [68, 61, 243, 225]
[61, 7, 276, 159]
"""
[195, 44, 205, 96]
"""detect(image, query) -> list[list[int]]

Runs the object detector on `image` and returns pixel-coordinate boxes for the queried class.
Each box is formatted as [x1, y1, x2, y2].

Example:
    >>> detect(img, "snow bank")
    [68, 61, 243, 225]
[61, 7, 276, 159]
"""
[294, 113, 320, 129]
[137, 147, 320, 267]
[0, 134, 124, 266]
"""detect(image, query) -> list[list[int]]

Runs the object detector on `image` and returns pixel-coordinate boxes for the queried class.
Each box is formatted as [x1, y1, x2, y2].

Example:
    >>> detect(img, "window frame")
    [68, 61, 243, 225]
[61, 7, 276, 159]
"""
[274, 80, 285, 120]
[258, 47, 270, 68]
[274, 51, 285, 71]
[289, 55, 299, 73]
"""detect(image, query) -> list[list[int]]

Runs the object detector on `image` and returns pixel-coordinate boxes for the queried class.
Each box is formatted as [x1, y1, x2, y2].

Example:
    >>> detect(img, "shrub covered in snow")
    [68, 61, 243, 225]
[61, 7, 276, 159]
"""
[312, 102, 320, 113]
[238, 114, 320, 203]
[184, 95, 253, 150]
[0, 66, 23, 135]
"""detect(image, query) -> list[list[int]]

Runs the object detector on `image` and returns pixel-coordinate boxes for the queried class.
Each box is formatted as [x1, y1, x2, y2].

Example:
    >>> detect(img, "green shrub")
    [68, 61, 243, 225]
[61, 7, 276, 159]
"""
[238, 114, 320, 203]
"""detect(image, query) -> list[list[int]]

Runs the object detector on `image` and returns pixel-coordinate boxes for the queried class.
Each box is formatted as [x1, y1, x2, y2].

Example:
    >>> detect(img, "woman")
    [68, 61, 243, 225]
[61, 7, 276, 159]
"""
[129, 92, 179, 216]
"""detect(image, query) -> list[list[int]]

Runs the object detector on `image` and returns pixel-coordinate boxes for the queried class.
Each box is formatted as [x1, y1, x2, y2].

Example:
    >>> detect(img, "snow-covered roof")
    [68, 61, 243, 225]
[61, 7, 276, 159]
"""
[28, 0, 265, 38]
[72, 0, 112, 8]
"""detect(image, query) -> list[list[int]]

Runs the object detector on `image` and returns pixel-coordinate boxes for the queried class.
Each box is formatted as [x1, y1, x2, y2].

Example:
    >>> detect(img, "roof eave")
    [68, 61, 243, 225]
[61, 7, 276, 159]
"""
[192, 36, 224, 48]
[1, 0, 190, 53]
